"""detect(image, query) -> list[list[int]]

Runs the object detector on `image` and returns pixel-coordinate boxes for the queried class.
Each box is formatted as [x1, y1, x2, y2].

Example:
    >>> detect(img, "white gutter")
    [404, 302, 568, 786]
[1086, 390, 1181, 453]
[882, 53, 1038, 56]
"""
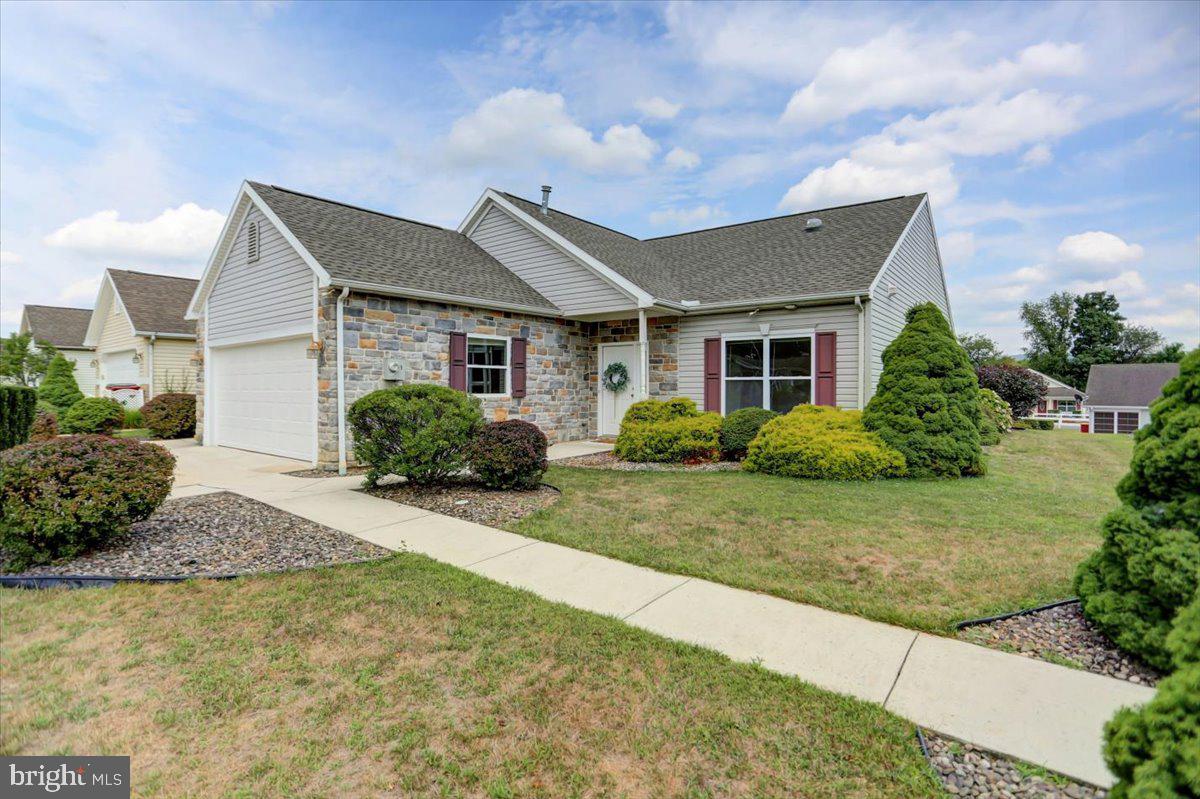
[337, 279, 560, 318]
[147, 334, 156, 400]
[656, 290, 864, 314]
[855, 296, 866, 409]
[335, 286, 350, 475]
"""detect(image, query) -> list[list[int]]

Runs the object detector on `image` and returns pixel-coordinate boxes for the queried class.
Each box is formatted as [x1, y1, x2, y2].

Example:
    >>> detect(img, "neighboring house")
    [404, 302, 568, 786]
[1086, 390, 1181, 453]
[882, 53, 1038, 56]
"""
[82, 269, 199, 408]
[1085, 363, 1180, 434]
[1029, 368, 1086, 415]
[18, 304, 97, 396]
[187, 181, 951, 468]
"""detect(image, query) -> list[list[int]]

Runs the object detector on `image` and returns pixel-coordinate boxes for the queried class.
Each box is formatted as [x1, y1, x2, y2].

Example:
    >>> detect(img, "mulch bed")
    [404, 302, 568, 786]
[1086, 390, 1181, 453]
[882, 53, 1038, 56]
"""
[366, 480, 560, 526]
[922, 730, 1106, 798]
[957, 601, 1161, 686]
[555, 451, 742, 472]
[1, 492, 389, 578]
[284, 465, 370, 479]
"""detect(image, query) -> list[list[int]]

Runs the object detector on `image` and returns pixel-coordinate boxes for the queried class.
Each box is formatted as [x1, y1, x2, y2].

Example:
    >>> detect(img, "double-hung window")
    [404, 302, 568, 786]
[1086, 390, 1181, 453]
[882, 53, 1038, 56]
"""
[467, 336, 508, 396]
[723, 333, 813, 414]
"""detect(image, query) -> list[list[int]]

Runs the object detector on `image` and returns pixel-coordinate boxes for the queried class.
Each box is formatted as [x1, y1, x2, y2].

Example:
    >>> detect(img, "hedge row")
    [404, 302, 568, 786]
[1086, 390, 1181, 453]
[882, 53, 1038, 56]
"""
[0, 384, 37, 450]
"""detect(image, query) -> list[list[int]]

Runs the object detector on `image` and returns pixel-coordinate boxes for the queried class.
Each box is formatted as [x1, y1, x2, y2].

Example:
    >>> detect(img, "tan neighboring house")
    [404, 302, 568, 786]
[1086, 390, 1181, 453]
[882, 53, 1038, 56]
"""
[82, 269, 199, 408]
[18, 304, 97, 396]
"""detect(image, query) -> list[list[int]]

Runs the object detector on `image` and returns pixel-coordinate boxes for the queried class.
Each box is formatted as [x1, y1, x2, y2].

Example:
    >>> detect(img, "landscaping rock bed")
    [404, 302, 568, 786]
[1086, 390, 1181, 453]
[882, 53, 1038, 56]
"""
[367, 480, 560, 526]
[285, 465, 369, 479]
[922, 730, 1106, 798]
[957, 601, 1161, 686]
[1, 492, 389, 578]
[555, 451, 742, 472]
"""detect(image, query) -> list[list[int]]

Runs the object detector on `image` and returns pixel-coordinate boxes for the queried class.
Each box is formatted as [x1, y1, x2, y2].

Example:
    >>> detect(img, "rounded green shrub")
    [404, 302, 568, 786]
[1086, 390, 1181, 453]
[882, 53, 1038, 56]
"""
[744, 405, 906, 480]
[620, 397, 698, 427]
[36, 354, 83, 412]
[0, 384, 37, 450]
[863, 303, 984, 477]
[720, 407, 778, 460]
[62, 397, 126, 435]
[469, 420, 549, 490]
[0, 435, 175, 570]
[977, 388, 1012, 446]
[29, 410, 58, 442]
[347, 384, 483, 486]
[140, 392, 195, 439]
[1165, 593, 1200, 670]
[613, 413, 721, 463]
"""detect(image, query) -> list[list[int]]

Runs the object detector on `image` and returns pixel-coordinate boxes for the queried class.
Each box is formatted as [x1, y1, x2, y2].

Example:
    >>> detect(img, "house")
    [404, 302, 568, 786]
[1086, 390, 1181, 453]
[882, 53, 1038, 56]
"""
[18, 305, 97, 396]
[1029, 368, 1085, 415]
[82, 269, 199, 408]
[1085, 363, 1180, 434]
[186, 181, 952, 469]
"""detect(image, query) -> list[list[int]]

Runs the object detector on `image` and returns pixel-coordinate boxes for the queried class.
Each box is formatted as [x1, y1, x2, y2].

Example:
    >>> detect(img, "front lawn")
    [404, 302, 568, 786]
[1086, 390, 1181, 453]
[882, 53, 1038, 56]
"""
[518, 430, 1132, 633]
[1, 556, 938, 798]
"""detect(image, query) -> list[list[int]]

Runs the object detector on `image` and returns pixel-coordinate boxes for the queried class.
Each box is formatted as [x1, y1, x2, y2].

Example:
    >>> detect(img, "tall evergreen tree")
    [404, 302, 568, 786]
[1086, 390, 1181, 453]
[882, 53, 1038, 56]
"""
[1068, 292, 1125, 386]
[1019, 292, 1074, 384]
[37, 354, 84, 412]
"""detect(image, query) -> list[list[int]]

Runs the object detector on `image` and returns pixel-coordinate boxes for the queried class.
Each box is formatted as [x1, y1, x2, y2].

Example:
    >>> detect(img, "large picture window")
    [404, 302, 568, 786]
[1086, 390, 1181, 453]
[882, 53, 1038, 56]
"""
[724, 334, 813, 414]
[467, 336, 508, 396]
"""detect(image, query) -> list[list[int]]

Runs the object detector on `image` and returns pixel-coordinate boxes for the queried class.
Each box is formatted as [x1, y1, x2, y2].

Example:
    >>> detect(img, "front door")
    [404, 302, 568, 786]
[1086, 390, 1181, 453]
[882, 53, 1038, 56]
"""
[598, 342, 642, 436]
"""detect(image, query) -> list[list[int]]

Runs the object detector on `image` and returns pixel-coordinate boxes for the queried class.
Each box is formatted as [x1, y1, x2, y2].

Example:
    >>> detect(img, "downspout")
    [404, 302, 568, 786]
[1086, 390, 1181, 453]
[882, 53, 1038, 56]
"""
[335, 286, 350, 475]
[855, 296, 866, 409]
[637, 308, 649, 399]
[147, 334, 156, 401]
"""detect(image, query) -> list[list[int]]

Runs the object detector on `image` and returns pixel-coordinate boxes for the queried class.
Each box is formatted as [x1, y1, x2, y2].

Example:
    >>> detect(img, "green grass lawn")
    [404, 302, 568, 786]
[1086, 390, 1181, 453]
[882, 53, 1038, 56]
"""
[0, 556, 938, 798]
[517, 430, 1133, 633]
[114, 428, 152, 439]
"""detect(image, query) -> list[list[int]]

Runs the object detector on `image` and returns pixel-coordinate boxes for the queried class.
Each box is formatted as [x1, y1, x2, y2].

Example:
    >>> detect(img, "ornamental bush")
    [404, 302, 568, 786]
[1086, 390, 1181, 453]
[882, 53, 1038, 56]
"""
[977, 388, 1012, 446]
[36, 355, 83, 412]
[863, 303, 984, 478]
[348, 384, 483, 486]
[620, 397, 698, 427]
[719, 407, 778, 460]
[140, 392, 196, 439]
[744, 405, 906, 480]
[0, 435, 174, 569]
[469, 420, 549, 490]
[614, 413, 721, 463]
[0, 384, 37, 450]
[1012, 419, 1055, 431]
[124, 409, 143, 429]
[62, 397, 126, 435]
[29, 410, 58, 442]
[976, 363, 1047, 419]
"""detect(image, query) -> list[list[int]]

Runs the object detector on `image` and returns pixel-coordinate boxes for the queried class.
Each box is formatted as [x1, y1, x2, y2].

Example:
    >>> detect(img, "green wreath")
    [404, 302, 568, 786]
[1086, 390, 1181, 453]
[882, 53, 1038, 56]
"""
[602, 361, 629, 392]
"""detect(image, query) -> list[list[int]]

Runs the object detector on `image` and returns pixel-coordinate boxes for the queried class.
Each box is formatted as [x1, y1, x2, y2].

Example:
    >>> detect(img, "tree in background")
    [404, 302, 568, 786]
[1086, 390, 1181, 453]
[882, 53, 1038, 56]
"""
[1020, 292, 1074, 383]
[957, 333, 1005, 369]
[37, 355, 84, 412]
[976, 363, 1047, 418]
[1069, 292, 1126, 386]
[0, 333, 57, 387]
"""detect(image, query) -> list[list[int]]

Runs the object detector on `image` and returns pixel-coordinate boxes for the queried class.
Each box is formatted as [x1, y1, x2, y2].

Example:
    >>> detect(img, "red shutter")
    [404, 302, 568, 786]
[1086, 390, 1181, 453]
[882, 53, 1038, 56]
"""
[703, 337, 721, 412]
[449, 332, 467, 391]
[511, 337, 527, 398]
[815, 331, 837, 407]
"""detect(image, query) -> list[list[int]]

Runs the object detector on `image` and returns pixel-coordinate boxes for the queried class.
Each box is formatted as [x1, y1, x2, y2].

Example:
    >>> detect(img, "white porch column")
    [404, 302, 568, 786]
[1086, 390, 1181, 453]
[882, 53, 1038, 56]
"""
[638, 308, 650, 399]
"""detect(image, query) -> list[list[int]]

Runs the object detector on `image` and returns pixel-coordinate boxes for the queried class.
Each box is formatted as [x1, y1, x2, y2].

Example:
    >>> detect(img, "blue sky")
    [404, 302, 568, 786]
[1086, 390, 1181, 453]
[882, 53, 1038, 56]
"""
[2, 0, 1197, 352]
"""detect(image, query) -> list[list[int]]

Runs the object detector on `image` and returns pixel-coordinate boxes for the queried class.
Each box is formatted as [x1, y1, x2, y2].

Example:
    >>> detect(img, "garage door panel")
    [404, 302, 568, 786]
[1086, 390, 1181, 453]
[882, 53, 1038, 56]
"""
[1094, 412, 1114, 434]
[212, 337, 313, 461]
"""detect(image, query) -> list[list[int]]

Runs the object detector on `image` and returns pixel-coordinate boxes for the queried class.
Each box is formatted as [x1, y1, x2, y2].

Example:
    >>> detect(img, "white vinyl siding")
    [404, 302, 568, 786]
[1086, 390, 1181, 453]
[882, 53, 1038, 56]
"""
[678, 304, 862, 410]
[96, 301, 144, 385]
[151, 338, 197, 394]
[58, 348, 99, 397]
[207, 206, 315, 346]
[468, 204, 632, 316]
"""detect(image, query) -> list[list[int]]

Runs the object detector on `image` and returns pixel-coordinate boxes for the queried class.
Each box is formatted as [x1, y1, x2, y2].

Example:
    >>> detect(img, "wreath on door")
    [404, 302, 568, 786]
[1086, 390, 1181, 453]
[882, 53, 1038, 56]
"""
[602, 361, 629, 392]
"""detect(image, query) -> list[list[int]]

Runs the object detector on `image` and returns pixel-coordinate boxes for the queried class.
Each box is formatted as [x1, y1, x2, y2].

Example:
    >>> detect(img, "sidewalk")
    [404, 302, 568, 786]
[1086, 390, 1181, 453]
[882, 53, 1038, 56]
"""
[167, 440, 1153, 788]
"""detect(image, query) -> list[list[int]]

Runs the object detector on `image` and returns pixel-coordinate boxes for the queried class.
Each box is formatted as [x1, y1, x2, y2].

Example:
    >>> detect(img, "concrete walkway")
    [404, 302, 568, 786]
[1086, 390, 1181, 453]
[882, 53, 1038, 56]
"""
[166, 441, 1152, 788]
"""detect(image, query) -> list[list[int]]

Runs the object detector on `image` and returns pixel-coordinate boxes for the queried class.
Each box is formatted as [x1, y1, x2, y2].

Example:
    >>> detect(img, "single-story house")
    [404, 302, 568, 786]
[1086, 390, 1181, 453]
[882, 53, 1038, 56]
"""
[82, 268, 199, 408]
[1085, 363, 1180, 434]
[1029, 368, 1085, 415]
[186, 181, 952, 469]
[18, 304, 97, 396]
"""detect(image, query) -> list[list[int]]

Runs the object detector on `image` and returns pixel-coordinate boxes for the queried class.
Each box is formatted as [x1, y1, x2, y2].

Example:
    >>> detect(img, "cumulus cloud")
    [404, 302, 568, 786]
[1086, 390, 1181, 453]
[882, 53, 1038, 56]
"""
[447, 88, 659, 174]
[43, 203, 225, 260]
[1021, 143, 1053, 168]
[664, 146, 701, 171]
[57, 274, 103, 304]
[635, 96, 682, 119]
[1056, 231, 1145, 266]
[780, 138, 958, 209]
[648, 204, 727, 228]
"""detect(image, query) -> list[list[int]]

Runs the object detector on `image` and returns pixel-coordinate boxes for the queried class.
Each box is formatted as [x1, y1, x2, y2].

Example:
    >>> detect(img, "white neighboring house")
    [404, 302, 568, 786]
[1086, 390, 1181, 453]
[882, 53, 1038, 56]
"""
[1028, 368, 1086, 416]
[18, 305, 97, 396]
[1084, 363, 1180, 434]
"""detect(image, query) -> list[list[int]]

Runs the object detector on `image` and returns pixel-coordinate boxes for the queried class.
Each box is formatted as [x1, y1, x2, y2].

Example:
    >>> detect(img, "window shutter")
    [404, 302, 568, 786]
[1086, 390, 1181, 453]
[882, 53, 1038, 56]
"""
[511, 337, 527, 398]
[449, 332, 467, 391]
[815, 331, 837, 406]
[703, 337, 721, 412]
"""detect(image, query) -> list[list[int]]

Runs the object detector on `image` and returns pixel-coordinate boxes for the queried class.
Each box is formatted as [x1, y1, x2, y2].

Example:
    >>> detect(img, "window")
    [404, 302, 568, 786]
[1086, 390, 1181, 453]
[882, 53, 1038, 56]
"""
[247, 221, 260, 262]
[1058, 400, 1076, 413]
[724, 334, 813, 414]
[467, 336, 507, 395]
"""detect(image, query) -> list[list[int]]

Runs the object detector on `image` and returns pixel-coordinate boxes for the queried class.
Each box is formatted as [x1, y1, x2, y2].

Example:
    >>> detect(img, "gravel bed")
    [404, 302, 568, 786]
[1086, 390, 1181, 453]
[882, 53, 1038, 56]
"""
[285, 465, 369, 479]
[366, 480, 560, 526]
[555, 451, 743, 472]
[2, 492, 390, 578]
[923, 730, 1106, 798]
[958, 601, 1161, 686]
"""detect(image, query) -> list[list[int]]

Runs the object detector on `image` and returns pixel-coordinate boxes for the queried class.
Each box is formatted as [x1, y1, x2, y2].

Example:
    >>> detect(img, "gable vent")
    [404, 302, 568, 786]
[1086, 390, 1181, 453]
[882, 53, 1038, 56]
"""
[247, 220, 260, 262]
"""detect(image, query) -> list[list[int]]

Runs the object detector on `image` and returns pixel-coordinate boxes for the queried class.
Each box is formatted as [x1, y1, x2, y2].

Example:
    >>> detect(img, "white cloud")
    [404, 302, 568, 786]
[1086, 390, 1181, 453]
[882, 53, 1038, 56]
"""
[57, 274, 103, 304]
[1021, 143, 1054, 167]
[43, 203, 225, 260]
[664, 146, 701, 171]
[780, 138, 958, 210]
[446, 88, 659, 174]
[0, 250, 22, 265]
[939, 231, 976, 268]
[635, 96, 682, 119]
[1056, 231, 1145, 266]
[648, 204, 727, 228]
[1067, 269, 1148, 296]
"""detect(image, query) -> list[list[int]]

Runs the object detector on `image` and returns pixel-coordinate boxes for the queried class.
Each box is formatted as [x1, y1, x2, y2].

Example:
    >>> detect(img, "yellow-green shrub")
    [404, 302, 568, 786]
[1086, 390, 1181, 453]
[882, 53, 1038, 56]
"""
[614, 413, 721, 463]
[744, 405, 906, 480]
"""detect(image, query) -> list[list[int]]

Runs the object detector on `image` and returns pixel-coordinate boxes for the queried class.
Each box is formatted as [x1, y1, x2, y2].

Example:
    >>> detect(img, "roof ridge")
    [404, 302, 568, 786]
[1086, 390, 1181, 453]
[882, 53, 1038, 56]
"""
[501, 192, 643, 241]
[643, 195, 920, 242]
[25, 304, 92, 311]
[108, 268, 199, 283]
[260, 182, 448, 232]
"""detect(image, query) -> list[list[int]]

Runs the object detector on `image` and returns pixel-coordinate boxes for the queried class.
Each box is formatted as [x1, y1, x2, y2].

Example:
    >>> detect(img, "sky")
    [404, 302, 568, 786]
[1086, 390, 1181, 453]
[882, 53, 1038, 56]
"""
[1, 0, 1198, 353]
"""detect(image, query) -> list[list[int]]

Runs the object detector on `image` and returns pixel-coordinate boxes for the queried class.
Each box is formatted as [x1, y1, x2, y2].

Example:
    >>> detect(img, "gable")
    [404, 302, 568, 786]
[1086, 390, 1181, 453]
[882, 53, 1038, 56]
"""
[97, 291, 139, 353]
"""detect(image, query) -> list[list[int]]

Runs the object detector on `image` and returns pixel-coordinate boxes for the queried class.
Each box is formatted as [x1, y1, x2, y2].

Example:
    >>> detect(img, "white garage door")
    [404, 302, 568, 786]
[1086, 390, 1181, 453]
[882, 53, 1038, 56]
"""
[102, 350, 141, 385]
[212, 336, 314, 461]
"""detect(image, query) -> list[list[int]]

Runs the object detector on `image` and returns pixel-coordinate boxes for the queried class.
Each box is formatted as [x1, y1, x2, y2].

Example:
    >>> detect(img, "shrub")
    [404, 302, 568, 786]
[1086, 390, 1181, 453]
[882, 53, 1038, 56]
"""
[744, 405, 906, 480]
[1075, 349, 1200, 671]
[347, 384, 483, 486]
[29, 410, 58, 442]
[469, 420, 549, 490]
[620, 397, 698, 427]
[0, 435, 174, 569]
[614, 413, 721, 463]
[1012, 419, 1055, 431]
[720, 407, 778, 460]
[36, 355, 84, 412]
[1165, 593, 1200, 670]
[140, 393, 195, 439]
[0, 384, 37, 450]
[62, 397, 126, 435]
[124, 409, 143, 429]
[976, 363, 1047, 418]
[977, 388, 1012, 446]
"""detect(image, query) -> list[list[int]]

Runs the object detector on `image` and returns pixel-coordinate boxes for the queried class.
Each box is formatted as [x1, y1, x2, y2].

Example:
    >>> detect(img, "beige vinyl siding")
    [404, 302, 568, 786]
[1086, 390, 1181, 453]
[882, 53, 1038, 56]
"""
[867, 202, 950, 393]
[468, 204, 631, 316]
[151, 338, 197, 395]
[677, 303, 863, 410]
[207, 206, 315, 346]
[97, 300, 145, 384]
[58, 348, 99, 397]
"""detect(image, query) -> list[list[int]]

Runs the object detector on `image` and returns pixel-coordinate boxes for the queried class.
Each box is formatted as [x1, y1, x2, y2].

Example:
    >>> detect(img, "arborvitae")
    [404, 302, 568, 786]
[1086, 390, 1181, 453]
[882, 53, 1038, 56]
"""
[37, 354, 84, 412]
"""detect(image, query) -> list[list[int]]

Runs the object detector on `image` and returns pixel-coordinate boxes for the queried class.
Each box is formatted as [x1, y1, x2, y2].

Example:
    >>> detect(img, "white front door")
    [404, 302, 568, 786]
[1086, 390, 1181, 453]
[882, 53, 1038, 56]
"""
[598, 342, 642, 436]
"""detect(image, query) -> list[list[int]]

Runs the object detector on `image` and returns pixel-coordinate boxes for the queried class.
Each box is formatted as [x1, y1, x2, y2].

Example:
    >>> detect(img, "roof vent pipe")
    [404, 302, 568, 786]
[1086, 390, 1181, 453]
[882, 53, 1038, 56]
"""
[805, 218, 822, 230]
[540, 185, 552, 215]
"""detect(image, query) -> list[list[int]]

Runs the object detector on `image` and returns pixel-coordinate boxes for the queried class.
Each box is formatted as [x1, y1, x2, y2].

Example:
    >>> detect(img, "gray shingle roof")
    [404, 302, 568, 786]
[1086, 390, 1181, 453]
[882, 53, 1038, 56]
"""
[22, 305, 94, 349]
[1084, 363, 1180, 408]
[109, 269, 198, 336]
[249, 183, 557, 312]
